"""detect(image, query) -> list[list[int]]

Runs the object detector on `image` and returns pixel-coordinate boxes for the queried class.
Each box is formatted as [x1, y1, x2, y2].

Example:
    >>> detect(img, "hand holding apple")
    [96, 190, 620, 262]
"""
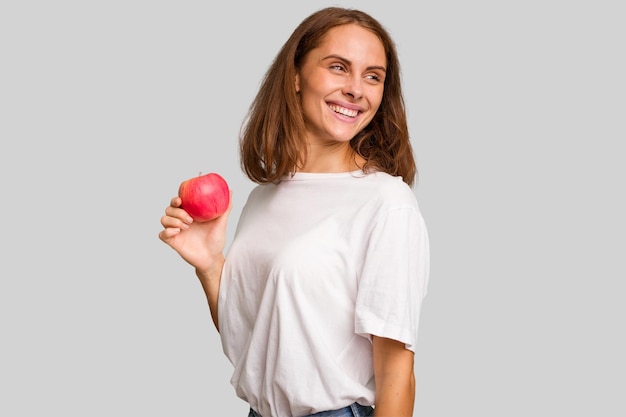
[178, 172, 230, 222]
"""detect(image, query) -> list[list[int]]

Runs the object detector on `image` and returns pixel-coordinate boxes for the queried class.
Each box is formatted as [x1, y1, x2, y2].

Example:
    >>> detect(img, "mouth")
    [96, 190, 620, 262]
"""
[328, 103, 360, 118]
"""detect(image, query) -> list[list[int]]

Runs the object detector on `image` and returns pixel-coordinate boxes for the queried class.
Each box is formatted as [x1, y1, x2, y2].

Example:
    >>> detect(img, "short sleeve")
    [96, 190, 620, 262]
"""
[354, 206, 430, 352]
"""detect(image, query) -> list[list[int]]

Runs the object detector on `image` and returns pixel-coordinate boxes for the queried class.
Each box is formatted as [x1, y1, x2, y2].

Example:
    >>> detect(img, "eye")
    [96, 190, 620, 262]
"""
[329, 63, 347, 72]
[365, 73, 384, 84]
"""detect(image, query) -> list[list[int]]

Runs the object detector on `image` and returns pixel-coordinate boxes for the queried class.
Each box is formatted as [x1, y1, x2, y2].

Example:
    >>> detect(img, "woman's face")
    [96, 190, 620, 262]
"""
[295, 24, 386, 147]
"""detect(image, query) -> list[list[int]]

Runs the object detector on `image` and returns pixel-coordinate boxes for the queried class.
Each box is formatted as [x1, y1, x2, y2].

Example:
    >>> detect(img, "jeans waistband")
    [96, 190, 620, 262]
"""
[248, 402, 374, 417]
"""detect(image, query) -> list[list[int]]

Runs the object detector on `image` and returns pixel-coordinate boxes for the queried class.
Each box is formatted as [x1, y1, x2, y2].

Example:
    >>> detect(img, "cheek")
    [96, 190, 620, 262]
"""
[301, 72, 329, 96]
[370, 91, 384, 113]
[374, 87, 385, 105]
[299, 79, 330, 111]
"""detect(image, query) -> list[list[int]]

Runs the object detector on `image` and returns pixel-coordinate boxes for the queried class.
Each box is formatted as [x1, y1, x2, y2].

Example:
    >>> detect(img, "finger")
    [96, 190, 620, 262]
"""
[170, 196, 182, 208]
[225, 189, 234, 214]
[160, 214, 190, 230]
[164, 206, 193, 224]
[158, 227, 181, 242]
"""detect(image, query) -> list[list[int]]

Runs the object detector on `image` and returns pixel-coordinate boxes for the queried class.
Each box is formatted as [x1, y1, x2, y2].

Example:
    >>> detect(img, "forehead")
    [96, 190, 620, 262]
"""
[314, 24, 386, 66]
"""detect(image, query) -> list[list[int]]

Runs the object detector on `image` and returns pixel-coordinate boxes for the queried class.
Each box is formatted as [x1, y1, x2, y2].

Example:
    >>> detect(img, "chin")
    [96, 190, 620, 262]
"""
[328, 128, 361, 143]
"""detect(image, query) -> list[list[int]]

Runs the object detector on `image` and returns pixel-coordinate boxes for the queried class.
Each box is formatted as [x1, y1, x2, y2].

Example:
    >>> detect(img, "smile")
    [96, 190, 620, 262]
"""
[328, 104, 359, 118]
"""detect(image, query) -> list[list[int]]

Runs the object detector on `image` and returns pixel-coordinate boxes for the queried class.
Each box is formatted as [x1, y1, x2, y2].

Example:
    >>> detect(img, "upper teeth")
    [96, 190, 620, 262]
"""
[329, 104, 358, 118]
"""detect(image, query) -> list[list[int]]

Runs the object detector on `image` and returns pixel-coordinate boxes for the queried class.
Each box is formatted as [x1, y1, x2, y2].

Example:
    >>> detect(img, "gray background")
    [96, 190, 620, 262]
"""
[1, 0, 624, 416]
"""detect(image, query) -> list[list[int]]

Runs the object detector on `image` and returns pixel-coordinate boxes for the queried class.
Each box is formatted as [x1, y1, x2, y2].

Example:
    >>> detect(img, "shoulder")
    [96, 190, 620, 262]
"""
[245, 181, 279, 201]
[359, 170, 420, 210]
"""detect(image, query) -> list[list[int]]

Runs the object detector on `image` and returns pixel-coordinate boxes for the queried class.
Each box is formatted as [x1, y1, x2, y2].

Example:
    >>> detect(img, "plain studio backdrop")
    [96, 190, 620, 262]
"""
[1, 1, 624, 416]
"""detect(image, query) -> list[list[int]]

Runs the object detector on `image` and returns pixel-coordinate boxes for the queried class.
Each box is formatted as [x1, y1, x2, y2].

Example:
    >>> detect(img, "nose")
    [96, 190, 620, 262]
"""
[343, 75, 363, 100]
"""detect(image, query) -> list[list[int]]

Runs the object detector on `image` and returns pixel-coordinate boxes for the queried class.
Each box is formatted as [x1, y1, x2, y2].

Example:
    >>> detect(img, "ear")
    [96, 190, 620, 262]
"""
[295, 73, 300, 93]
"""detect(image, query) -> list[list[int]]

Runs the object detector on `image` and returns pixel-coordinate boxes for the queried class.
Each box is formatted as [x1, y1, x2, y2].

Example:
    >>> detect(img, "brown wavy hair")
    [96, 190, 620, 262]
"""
[239, 7, 417, 186]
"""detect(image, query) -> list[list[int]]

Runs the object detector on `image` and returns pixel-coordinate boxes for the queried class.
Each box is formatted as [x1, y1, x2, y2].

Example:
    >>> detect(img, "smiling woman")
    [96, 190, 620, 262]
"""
[294, 24, 387, 167]
[159, 7, 430, 417]
[240, 7, 416, 187]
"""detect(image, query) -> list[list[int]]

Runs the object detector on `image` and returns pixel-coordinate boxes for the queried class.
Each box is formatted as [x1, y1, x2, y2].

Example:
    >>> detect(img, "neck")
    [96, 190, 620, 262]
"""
[298, 143, 365, 173]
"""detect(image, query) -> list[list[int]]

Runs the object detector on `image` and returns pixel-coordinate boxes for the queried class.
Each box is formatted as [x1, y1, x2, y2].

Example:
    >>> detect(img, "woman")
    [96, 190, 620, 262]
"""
[159, 7, 430, 417]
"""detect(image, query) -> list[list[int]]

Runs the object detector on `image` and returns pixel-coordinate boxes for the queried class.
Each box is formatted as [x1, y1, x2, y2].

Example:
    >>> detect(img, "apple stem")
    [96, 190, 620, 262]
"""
[199, 171, 202, 177]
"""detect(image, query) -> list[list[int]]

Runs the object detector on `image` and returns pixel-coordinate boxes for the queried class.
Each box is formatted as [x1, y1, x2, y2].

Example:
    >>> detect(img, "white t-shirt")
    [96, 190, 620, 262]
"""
[218, 170, 430, 417]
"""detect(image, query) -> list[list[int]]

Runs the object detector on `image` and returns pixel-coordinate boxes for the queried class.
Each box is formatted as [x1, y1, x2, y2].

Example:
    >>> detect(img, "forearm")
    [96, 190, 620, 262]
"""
[195, 254, 225, 332]
[374, 371, 415, 416]
[372, 336, 416, 417]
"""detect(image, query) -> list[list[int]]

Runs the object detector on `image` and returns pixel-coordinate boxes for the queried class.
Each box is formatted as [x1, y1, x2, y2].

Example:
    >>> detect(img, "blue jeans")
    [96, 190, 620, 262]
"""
[248, 402, 374, 417]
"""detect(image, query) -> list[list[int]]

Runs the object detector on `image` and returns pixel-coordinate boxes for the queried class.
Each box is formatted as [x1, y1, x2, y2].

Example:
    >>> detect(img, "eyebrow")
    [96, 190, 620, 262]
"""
[322, 54, 387, 72]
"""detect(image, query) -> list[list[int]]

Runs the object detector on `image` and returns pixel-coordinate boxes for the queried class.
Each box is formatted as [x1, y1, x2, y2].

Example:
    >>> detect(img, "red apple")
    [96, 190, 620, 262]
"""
[178, 172, 230, 222]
